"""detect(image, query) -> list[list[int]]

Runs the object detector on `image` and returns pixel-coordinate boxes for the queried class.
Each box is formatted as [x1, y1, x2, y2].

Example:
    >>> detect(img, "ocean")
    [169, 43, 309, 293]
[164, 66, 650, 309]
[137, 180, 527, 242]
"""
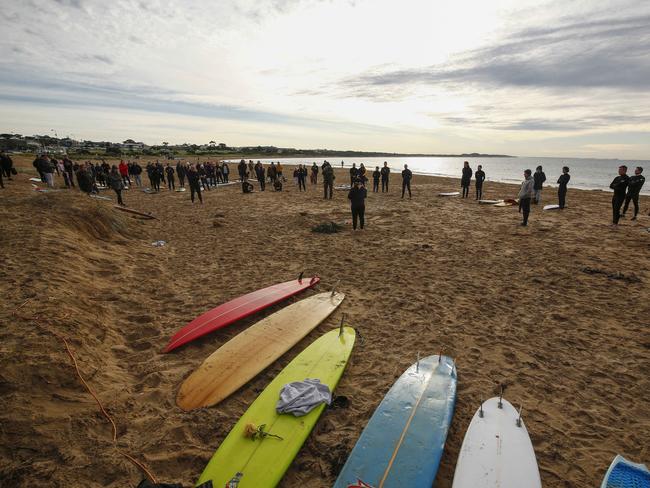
[227, 156, 650, 195]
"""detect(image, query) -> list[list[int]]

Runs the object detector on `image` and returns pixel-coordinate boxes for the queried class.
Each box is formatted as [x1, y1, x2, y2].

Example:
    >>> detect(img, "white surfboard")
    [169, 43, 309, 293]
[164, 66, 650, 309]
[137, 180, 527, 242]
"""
[439, 192, 460, 196]
[479, 199, 502, 205]
[543, 204, 562, 211]
[452, 397, 542, 488]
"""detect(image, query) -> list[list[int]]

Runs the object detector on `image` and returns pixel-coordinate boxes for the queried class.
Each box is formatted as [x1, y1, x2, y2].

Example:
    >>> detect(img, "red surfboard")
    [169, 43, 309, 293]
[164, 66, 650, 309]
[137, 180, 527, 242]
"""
[164, 275, 320, 352]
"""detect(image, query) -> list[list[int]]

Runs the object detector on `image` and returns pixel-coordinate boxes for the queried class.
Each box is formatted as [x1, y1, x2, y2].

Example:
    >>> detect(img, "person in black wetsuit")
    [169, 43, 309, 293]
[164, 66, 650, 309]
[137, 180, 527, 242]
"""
[475, 165, 485, 200]
[380, 161, 390, 192]
[1, 152, 14, 180]
[401, 164, 412, 199]
[150, 163, 161, 192]
[348, 179, 367, 230]
[297, 164, 307, 191]
[322, 161, 334, 199]
[557, 166, 570, 209]
[349, 163, 358, 186]
[610, 165, 629, 226]
[165, 163, 175, 190]
[372, 166, 380, 192]
[187, 164, 203, 204]
[461, 161, 472, 198]
[311, 163, 318, 185]
[622, 166, 645, 220]
[176, 161, 186, 188]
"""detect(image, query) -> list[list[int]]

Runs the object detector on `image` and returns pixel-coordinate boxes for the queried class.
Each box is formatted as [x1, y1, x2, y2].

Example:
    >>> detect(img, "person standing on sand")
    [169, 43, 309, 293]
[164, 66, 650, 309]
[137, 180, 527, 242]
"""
[401, 164, 412, 199]
[63, 156, 74, 188]
[348, 179, 367, 230]
[475, 165, 485, 200]
[248, 160, 255, 180]
[533, 165, 546, 204]
[557, 166, 570, 209]
[76, 163, 94, 194]
[372, 166, 380, 192]
[610, 165, 629, 226]
[118, 160, 130, 187]
[518, 169, 534, 226]
[222, 162, 230, 182]
[238, 159, 247, 182]
[150, 163, 161, 192]
[255, 161, 266, 191]
[621, 166, 645, 221]
[381, 161, 390, 192]
[461, 161, 472, 198]
[267, 162, 277, 183]
[323, 161, 334, 199]
[311, 162, 318, 184]
[108, 166, 125, 205]
[132, 161, 143, 187]
[350, 163, 358, 186]
[187, 164, 203, 204]
[165, 163, 175, 191]
[1, 152, 14, 180]
[276, 161, 284, 180]
[297, 164, 307, 191]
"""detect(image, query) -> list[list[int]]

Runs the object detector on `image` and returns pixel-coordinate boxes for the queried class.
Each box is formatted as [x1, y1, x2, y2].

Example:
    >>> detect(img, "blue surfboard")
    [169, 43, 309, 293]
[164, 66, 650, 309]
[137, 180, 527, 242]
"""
[601, 455, 650, 488]
[333, 354, 457, 488]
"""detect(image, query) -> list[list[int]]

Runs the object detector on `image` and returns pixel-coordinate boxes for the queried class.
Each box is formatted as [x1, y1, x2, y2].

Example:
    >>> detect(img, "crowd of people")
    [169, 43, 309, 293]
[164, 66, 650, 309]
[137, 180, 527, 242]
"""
[3, 153, 646, 230]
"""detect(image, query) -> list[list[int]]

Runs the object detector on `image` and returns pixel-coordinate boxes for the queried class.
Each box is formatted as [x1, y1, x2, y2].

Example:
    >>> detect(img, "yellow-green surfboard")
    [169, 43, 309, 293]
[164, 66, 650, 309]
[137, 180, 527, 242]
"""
[196, 327, 356, 487]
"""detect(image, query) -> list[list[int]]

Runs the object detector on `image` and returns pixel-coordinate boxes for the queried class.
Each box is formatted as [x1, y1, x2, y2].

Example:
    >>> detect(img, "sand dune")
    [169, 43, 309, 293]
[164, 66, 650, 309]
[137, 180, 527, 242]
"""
[0, 157, 648, 487]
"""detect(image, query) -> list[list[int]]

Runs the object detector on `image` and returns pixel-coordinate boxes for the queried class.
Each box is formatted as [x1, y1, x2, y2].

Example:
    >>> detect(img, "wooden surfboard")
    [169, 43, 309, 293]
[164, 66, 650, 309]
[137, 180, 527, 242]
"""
[113, 205, 157, 219]
[452, 397, 542, 488]
[164, 276, 320, 352]
[334, 354, 457, 488]
[195, 327, 355, 487]
[177, 291, 344, 410]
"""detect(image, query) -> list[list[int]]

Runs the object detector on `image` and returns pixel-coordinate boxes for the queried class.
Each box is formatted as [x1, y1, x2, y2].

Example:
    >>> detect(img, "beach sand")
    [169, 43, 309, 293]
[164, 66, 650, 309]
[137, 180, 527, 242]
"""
[1, 156, 649, 487]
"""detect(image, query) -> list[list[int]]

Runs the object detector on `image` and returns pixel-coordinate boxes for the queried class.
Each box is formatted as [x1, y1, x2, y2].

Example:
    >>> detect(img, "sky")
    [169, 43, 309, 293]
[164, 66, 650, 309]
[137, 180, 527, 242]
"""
[1, 0, 649, 158]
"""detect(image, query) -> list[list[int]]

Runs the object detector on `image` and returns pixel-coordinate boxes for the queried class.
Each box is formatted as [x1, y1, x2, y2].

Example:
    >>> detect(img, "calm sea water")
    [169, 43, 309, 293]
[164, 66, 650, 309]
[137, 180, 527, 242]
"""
[228, 156, 649, 195]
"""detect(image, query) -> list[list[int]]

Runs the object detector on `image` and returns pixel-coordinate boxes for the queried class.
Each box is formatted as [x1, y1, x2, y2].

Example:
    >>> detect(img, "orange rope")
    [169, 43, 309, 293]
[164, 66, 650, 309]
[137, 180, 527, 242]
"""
[13, 308, 158, 484]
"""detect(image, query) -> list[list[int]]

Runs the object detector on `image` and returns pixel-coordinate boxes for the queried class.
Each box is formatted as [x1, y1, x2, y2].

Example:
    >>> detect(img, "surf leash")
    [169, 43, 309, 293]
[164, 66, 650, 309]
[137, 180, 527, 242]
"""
[13, 305, 159, 484]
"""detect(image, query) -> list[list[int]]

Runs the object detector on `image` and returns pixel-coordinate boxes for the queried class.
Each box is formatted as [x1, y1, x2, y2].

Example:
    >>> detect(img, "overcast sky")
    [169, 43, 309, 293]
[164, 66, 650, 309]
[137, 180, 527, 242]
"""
[1, 0, 649, 157]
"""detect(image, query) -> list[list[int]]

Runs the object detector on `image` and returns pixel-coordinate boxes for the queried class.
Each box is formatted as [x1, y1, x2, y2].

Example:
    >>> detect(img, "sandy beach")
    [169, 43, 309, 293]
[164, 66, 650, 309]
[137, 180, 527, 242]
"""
[1, 156, 648, 488]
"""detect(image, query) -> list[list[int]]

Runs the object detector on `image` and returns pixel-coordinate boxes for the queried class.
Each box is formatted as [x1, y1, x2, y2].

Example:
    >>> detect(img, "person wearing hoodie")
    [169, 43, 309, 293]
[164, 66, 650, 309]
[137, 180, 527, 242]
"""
[518, 169, 535, 226]
[222, 162, 230, 182]
[461, 161, 472, 198]
[609, 165, 629, 225]
[557, 166, 570, 209]
[118, 160, 130, 187]
[238, 159, 248, 182]
[347, 178, 367, 230]
[108, 165, 125, 205]
[621, 166, 645, 221]
[533, 165, 547, 204]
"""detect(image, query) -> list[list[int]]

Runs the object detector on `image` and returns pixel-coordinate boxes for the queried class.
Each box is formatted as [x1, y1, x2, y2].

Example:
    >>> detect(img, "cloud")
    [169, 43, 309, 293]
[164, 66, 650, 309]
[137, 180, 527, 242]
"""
[340, 12, 650, 95]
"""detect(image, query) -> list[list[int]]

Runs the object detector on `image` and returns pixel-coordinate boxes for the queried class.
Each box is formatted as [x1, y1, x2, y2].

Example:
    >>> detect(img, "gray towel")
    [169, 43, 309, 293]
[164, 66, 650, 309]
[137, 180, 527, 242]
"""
[276, 379, 332, 417]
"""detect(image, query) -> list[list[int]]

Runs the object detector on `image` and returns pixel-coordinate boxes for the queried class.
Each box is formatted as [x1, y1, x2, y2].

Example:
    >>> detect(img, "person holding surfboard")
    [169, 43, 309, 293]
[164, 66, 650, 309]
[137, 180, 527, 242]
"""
[518, 169, 535, 226]
[475, 165, 485, 200]
[461, 161, 472, 198]
[348, 178, 367, 230]
[401, 164, 412, 199]
[621, 166, 645, 221]
[610, 165, 629, 226]
[557, 166, 570, 209]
